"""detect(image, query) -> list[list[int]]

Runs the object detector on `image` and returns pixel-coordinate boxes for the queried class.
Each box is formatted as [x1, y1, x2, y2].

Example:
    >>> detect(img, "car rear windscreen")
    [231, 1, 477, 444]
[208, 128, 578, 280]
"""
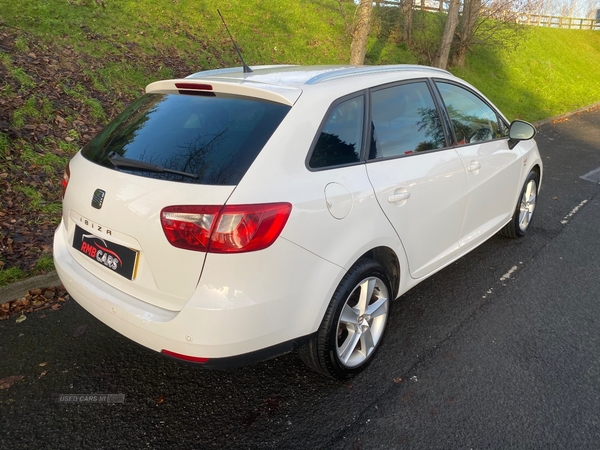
[81, 93, 291, 185]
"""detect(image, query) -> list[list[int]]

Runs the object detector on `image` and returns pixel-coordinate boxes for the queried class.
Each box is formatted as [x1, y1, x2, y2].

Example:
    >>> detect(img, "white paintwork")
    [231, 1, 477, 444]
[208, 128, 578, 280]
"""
[55, 224, 342, 357]
[324, 182, 353, 219]
[54, 65, 543, 363]
[366, 149, 468, 278]
[146, 78, 302, 106]
[456, 140, 522, 249]
[62, 152, 235, 311]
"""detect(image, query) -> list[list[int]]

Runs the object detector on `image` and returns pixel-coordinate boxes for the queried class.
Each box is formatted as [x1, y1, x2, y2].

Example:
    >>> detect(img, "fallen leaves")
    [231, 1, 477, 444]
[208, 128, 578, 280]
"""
[0, 285, 70, 321]
[73, 324, 87, 338]
[0, 26, 197, 278]
[0, 375, 25, 390]
[39, 362, 50, 379]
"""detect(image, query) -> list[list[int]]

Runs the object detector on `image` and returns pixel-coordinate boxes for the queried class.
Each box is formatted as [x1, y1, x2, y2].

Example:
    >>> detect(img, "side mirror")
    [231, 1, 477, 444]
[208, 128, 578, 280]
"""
[508, 120, 536, 149]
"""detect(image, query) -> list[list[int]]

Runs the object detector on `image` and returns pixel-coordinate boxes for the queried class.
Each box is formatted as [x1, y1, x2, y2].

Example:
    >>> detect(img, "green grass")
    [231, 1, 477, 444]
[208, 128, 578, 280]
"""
[61, 83, 107, 122]
[14, 35, 30, 52]
[20, 142, 68, 173]
[0, 53, 36, 91]
[52, 138, 79, 155]
[2, 0, 352, 68]
[3, 1, 600, 121]
[0, 132, 9, 158]
[451, 27, 600, 121]
[12, 95, 54, 128]
[0, 258, 54, 288]
[34, 255, 55, 272]
[12, 184, 62, 217]
[0, 266, 26, 287]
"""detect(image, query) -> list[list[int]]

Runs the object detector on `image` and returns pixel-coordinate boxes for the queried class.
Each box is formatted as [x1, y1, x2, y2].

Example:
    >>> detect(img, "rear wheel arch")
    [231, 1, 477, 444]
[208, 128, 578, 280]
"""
[531, 163, 541, 183]
[359, 246, 401, 299]
[299, 257, 393, 378]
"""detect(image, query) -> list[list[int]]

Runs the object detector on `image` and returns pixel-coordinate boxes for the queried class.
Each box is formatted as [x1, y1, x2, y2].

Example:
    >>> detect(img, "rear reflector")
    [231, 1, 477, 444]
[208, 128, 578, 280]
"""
[161, 349, 209, 363]
[161, 203, 292, 253]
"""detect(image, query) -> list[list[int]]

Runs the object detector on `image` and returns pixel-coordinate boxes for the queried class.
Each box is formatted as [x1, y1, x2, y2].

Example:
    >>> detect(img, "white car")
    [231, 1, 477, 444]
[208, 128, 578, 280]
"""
[54, 65, 542, 379]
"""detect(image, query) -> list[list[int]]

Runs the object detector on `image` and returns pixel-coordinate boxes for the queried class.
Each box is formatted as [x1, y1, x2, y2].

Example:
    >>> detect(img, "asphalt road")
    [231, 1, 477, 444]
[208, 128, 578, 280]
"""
[1, 108, 600, 449]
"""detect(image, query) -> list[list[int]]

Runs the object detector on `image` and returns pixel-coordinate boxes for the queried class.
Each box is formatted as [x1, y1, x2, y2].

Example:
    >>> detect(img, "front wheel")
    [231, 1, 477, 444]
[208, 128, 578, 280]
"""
[500, 170, 539, 238]
[299, 259, 392, 379]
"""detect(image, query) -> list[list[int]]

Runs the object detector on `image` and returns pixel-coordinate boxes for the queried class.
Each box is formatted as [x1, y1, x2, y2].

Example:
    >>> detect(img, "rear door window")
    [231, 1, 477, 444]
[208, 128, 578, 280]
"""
[81, 93, 290, 185]
[369, 81, 447, 159]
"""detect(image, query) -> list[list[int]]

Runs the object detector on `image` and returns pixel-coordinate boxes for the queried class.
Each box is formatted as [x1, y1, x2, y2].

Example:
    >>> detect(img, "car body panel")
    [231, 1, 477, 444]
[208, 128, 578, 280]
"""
[55, 220, 342, 357]
[456, 139, 522, 248]
[366, 149, 468, 278]
[53, 64, 543, 367]
[61, 152, 235, 311]
[146, 78, 303, 106]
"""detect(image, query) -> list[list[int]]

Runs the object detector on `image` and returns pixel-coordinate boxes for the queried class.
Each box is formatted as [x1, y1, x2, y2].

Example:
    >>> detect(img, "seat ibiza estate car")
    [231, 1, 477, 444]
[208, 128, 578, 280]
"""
[54, 65, 542, 379]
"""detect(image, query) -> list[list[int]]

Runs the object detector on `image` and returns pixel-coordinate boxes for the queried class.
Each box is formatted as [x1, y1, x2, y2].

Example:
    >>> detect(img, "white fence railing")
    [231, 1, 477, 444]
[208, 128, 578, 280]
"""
[375, 1, 600, 30]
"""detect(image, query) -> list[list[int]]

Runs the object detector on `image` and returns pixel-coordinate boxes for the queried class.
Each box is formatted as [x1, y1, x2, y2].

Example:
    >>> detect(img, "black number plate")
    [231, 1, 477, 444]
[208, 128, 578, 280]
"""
[72, 225, 138, 280]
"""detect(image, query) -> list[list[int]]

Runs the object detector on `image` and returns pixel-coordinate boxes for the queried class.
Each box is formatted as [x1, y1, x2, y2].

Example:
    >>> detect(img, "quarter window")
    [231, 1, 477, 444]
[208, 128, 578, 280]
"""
[436, 82, 505, 145]
[369, 82, 445, 159]
[309, 96, 364, 169]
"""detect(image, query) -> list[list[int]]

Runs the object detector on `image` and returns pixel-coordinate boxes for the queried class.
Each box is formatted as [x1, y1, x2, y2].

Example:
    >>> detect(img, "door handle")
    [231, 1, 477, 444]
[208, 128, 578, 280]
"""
[467, 162, 481, 172]
[388, 191, 410, 203]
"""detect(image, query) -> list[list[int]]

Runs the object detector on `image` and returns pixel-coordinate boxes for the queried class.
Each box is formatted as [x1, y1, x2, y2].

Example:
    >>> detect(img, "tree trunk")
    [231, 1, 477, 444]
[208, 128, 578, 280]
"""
[452, 0, 481, 68]
[403, 0, 413, 45]
[434, 0, 460, 70]
[350, 0, 374, 65]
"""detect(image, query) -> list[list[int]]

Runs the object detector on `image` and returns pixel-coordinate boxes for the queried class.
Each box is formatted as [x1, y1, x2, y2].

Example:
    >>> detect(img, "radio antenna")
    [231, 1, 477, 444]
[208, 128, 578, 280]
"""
[217, 9, 253, 74]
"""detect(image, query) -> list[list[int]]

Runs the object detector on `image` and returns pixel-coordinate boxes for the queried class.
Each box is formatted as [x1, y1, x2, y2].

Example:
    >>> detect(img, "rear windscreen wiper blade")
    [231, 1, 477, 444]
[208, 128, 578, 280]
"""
[107, 152, 198, 179]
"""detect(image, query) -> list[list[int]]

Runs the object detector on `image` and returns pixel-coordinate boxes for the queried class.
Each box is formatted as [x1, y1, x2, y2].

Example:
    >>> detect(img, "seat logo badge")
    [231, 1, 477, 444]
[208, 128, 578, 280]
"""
[92, 189, 106, 209]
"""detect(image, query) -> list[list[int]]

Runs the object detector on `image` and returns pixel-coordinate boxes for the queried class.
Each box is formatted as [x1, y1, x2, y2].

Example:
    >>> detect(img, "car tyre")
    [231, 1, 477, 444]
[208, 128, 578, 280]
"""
[299, 258, 392, 379]
[500, 170, 539, 238]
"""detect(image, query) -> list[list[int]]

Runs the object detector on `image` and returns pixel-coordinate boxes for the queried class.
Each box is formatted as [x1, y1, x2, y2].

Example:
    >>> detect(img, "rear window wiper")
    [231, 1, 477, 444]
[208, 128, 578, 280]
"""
[107, 152, 198, 179]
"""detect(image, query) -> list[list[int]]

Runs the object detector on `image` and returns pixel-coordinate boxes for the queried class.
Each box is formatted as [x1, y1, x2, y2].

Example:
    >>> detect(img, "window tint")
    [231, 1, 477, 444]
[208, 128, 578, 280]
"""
[369, 82, 445, 159]
[81, 93, 290, 185]
[309, 96, 364, 169]
[436, 82, 504, 145]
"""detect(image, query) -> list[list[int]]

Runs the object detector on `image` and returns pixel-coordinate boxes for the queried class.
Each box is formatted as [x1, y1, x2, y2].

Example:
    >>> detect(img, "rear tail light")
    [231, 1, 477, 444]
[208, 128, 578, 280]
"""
[160, 203, 292, 253]
[61, 162, 70, 199]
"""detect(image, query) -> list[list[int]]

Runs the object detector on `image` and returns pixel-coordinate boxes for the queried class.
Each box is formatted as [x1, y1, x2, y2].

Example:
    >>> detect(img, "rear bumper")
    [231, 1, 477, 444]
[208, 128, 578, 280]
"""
[54, 219, 342, 362]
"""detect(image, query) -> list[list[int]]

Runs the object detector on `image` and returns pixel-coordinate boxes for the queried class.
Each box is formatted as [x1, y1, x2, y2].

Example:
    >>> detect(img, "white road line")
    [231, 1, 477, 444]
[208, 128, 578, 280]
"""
[580, 166, 600, 183]
[500, 266, 518, 282]
[483, 263, 525, 298]
[561, 199, 588, 225]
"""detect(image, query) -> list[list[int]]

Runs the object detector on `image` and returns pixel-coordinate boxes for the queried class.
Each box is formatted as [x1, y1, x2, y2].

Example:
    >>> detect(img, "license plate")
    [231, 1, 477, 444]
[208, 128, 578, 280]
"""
[72, 225, 139, 280]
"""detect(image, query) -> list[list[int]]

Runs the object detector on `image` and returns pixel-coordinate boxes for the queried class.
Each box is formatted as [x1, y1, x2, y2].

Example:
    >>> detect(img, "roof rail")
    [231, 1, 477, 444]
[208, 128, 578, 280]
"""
[305, 65, 451, 85]
[187, 67, 243, 78]
[187, 65, 298, 79]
